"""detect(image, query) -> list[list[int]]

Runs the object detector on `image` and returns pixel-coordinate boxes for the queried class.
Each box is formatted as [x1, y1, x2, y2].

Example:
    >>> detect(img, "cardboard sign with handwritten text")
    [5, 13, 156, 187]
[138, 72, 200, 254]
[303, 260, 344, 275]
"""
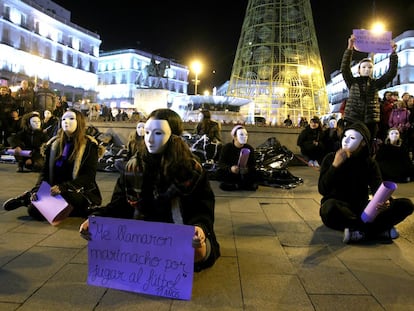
[353, 29, 392, 53]
[87, 216, 195, 300]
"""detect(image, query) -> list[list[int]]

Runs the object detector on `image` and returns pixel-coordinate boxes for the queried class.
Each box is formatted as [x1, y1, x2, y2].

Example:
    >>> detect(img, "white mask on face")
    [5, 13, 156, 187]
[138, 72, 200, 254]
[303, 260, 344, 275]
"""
[388, 129, 400, 144]
[342, 129, 364, 152]
[61, 111, 77, 135]
[236, 128, 248, 145]
[29, 116, 41, 130]
[144, 119, 172, 154]
[44, 110, 52, 119]
[358, 61, 373, 77]
[136, 122, 145, 136]
[329, 119, 337, 129]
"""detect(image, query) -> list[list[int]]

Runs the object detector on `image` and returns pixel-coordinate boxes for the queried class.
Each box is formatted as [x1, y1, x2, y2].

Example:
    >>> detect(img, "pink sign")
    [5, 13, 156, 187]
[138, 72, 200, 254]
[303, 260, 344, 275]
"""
[87, 216, 195, 300]
[353, 29, 392, 53]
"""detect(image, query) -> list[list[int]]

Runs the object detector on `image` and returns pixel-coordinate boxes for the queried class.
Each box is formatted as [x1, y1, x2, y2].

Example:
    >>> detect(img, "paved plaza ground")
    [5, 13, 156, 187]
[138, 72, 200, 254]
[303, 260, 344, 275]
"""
[1, 162, 414, 310]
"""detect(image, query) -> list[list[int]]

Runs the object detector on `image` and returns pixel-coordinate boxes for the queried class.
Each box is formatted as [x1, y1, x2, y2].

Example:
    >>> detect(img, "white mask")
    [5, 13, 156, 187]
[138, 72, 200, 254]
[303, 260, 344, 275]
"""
[329, 119, 337, 129]
[144, 119, 172, 154]
[342, 129, 364, 152]
[44, 110, 52, 119]
[61, 111, 77, 135]
[236, 128, 248, 145]
[136, 122, 145, 137]
[358, 61, 373, 77]
[29, 116, 41, 130]
[388, 129, 400, 144]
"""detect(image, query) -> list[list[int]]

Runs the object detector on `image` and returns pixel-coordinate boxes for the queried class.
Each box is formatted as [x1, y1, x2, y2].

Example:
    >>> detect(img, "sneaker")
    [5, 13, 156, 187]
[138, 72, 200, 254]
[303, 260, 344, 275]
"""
[308, 160, 315, 167]
[3, 192, 31, 211]
[378, 227, 400, 240]
[343, 228, 365, 244]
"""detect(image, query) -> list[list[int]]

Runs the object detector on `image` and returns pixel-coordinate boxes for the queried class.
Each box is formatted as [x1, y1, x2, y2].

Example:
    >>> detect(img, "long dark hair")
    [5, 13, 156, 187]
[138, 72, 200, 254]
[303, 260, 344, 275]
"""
[137, 109, 198, 180]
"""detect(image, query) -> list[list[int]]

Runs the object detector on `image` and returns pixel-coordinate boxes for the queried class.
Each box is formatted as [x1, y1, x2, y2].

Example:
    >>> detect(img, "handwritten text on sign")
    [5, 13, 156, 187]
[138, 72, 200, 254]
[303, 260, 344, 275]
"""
[87, 216, 194, 300]
[353, 29, 392, 53]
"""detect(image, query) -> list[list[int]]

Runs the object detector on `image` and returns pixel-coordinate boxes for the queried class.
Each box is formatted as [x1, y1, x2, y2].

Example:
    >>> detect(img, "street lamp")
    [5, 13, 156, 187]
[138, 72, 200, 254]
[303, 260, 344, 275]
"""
[191, 61, 202, 95]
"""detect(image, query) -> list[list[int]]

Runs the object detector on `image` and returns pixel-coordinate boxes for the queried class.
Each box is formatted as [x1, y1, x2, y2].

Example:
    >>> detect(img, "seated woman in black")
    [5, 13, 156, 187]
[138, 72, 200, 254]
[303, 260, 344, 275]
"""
[216, 125, 258, 191]
[375, 128, 414, 183]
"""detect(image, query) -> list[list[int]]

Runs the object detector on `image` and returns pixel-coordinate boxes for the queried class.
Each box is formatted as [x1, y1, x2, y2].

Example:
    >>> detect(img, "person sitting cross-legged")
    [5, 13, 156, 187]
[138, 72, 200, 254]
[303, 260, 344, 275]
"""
[216, 125, 258, 191]
[318, 121, 413, 244]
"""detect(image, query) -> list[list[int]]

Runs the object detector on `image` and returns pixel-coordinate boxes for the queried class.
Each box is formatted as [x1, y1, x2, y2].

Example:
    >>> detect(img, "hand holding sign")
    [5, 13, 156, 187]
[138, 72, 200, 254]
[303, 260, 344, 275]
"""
[361, 181, 397, 223]
[86, 217, 195, 300]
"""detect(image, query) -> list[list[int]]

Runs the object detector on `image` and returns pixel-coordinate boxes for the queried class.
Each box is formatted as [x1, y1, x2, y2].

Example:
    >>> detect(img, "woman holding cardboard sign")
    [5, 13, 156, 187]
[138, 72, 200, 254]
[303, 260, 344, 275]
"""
[79, 108, 220, 272]
[341, 33, 398, 150]
[3, 109, 103, 221]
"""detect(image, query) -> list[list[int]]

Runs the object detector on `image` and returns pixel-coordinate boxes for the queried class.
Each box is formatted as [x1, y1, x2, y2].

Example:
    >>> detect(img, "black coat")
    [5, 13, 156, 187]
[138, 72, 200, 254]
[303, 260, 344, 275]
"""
[341, 49, 398, 124]
[92, 153, 220, 272]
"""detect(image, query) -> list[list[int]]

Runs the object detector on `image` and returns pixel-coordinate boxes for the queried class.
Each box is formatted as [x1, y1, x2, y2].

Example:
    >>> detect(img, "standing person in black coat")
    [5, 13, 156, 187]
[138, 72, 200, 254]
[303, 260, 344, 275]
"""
[341, 34, 398, 143]
[318, 122, 413, 244]
[35, 80, 57, 116]
[0, 85, 17, 146]
[79, 108, 220, 272]
[14, 80, 35, 116]
[216, 125, 258, 191]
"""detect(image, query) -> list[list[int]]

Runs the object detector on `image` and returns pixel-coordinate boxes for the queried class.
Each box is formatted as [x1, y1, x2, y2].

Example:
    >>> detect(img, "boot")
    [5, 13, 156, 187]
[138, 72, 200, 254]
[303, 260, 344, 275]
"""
[3, 191, 31, 211]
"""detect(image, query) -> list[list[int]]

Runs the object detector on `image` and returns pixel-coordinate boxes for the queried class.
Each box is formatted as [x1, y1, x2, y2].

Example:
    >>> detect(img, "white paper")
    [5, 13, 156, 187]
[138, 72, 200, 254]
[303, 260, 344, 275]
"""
[31, 181, 71, 226]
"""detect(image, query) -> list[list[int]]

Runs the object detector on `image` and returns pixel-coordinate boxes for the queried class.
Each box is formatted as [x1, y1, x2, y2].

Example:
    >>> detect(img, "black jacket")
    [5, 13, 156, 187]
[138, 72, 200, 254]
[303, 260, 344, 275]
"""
[341, 49, 398, 124]
[91, 153, 220, 272]
[319, 152, 382, 214]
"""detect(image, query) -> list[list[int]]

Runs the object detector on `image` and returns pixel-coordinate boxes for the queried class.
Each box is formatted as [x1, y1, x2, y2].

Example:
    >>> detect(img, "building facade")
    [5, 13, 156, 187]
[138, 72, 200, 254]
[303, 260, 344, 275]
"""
[97, 49, 189, 110]
[326, 30, 414, 115]
[0, 0, 188, 111]
[0, 0, 101, 102]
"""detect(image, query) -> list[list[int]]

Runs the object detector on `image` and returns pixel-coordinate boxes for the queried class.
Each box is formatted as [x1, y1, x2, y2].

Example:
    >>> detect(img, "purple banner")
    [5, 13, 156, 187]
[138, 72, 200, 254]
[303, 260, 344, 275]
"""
[353, 29, 392, 53]
[87, 216, 195, 300]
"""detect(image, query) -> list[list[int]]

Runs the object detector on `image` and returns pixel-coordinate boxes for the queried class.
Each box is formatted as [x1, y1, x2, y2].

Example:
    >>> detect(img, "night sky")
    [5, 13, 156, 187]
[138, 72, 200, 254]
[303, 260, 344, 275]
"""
[52, 0, 414, 91]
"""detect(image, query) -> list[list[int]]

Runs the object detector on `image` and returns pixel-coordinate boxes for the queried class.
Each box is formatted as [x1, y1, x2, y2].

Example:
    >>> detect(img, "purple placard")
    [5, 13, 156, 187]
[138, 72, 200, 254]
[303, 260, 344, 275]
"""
[353, 29, 392, 53]
[6, 149, 32, 157]
[87, 216, 195, 300]
[238, 148, 250, 168]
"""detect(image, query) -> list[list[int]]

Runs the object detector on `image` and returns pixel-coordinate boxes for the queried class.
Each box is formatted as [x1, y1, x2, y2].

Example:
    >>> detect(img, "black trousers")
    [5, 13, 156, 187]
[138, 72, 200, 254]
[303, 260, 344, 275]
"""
[320, 197, 414, 236]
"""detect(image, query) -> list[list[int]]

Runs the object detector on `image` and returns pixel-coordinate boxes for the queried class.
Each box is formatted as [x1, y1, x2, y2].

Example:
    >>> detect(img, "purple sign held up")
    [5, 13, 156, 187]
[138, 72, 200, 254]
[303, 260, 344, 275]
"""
[87, 216, 195, 300]
[353, 29, 392, 53]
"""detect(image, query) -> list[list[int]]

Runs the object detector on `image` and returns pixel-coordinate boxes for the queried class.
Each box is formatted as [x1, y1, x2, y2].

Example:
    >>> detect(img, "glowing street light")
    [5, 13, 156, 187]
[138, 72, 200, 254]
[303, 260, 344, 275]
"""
[191, 61, 202, 95]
